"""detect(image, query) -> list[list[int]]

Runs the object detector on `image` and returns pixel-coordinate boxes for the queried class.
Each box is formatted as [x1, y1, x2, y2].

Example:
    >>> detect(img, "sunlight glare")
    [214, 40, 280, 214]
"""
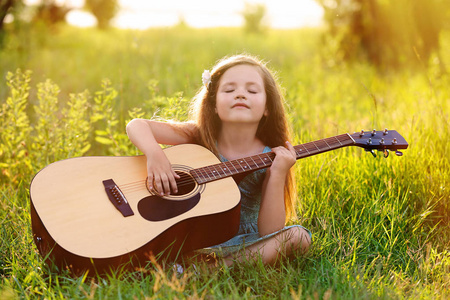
[114, 0, 323, 29]
[66, 10, 97, 28]
[25, 0, 324, 29]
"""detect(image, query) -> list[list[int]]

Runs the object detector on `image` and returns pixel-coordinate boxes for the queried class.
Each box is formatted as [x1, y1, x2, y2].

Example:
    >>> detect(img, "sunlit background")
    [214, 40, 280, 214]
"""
[1, 0, 450, 298]
[23, 0, 324, 29]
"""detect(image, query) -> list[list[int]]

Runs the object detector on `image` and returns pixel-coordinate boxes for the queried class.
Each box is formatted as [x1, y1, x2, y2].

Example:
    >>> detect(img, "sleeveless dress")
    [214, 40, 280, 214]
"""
[199, 146, 312, 257]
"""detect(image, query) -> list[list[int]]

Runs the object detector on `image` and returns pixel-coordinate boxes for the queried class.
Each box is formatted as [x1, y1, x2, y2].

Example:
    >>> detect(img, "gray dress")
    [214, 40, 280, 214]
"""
[200, 146, 312, 256]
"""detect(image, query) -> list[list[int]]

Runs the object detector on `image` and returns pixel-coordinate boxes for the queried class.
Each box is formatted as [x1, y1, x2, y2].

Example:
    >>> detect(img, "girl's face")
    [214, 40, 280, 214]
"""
[215, 64, 268, 126]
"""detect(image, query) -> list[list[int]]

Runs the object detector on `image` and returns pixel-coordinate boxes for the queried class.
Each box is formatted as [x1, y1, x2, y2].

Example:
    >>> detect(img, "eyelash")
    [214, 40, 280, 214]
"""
[224, 90, 257, 94]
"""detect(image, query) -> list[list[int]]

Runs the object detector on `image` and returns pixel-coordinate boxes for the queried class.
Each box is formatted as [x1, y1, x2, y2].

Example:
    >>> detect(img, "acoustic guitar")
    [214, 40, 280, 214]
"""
[30, 129, 408, 275]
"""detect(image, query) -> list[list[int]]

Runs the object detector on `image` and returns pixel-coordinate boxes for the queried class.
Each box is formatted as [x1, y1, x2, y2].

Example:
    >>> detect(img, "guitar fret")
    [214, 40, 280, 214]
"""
[294, 146, 303, 157]
[221, 161, 234, 176]
[211, 165, 221, 179]
[198, 166, 208, 181]
[325, 136, 339, 147]
[204, 166, 216, 181]
[249, 156, 258, 168]
[200, 169, 208, 182]
[246, 157, 258, 170]
[192, 169, 201, 182]
[247, 158, 256, 169]
[218, 164, 227, 177]
[314, 140, 326, 152]
[238, 158, 251, 171]
[302, 144, 311, 154]
[226, 161, 239, 174]
[229, 160, 240, 173]
[192, 168, 207, 184]
[312, 141, 321, 151]
[251, 155, 261, 167]
[305, 143, 317, 154]
[213, 165, 225, 178]
[253, 154, 267, 168]
[260, 154, 272, 165]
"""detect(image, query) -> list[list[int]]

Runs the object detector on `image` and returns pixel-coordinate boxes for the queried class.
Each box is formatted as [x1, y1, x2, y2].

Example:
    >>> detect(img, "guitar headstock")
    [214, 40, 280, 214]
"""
[351, 129, 408, 157]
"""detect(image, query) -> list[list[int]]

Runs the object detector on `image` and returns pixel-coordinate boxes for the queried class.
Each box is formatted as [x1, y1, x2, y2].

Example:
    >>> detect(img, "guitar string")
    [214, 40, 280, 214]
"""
[118, 144, 308, 192]
[118, 153, 275, 191]
[118, 166, 238, 192]
[118, 135, 353, 192]
[119, 174, 197, 191]
[118, 156, 267, 193]
[119, 172, 194, 187]
[117, 169, 233, 192]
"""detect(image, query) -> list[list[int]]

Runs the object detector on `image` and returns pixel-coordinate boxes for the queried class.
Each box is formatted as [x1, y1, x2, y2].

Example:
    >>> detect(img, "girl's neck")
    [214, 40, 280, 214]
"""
[217, 123, 265, 160]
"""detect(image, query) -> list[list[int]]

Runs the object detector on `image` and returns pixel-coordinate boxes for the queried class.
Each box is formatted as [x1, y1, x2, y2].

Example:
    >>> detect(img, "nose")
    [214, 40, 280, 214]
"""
[235, 89, 246, 100]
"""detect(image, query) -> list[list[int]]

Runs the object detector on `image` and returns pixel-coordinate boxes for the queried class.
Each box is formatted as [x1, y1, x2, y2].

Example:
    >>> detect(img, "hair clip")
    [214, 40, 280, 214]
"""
[202, 70, 211, 88]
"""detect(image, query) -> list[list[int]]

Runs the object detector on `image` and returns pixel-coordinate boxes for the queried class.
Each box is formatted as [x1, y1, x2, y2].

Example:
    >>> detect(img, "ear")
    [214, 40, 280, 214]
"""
[264, 108, 269, 117]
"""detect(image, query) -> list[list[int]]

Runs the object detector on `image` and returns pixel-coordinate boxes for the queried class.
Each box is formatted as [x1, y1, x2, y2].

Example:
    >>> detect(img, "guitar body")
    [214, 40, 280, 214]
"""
[30, 144, 241, 275]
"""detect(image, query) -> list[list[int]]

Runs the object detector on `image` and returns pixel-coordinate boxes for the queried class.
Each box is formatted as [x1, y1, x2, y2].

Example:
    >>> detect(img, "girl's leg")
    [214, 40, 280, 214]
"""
[223, 226, 311, 266]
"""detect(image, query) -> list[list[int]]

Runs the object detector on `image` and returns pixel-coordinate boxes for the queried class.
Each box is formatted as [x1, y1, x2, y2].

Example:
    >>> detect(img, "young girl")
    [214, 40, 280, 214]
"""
[126, 54, 311, 267]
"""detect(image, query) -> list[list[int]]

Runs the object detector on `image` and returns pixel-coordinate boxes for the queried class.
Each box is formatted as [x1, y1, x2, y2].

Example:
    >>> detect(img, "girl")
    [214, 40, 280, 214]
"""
[126, 54, 311, 266]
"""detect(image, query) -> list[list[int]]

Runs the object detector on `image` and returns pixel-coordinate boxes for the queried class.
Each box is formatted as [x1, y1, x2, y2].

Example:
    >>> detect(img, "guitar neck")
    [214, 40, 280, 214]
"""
[190, 133, 355, 185]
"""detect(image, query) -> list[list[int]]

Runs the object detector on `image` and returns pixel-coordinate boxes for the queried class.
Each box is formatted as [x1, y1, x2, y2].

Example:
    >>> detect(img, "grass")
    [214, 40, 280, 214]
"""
[0, 24, 449, 299]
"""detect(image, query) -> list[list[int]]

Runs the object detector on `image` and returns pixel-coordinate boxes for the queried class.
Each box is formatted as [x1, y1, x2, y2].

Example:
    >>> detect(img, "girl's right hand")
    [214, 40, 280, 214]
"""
[146, 149, 180, 196]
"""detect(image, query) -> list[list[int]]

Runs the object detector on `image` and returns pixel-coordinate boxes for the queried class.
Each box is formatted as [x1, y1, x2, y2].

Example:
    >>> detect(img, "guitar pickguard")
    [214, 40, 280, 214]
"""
[137, 193, 201, 221]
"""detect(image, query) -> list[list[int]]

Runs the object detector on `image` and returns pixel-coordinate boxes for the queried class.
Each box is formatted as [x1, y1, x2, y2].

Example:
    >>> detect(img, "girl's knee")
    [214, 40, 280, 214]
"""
[285, 226, 311, 252]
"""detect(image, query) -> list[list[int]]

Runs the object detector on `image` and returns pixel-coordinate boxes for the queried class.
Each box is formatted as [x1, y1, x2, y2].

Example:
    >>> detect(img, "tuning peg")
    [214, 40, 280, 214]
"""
[366, 149, 377, 158]
[359, 130, 364, 137]
[395, 150, 403, 156]
[383, 149, 389, 158]
[383, 128, 388, 135]
[372, 129, 376, 136]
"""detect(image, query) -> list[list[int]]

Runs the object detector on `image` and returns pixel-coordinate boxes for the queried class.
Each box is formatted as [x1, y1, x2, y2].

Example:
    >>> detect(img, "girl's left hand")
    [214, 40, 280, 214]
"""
[271, 141, 297, 174]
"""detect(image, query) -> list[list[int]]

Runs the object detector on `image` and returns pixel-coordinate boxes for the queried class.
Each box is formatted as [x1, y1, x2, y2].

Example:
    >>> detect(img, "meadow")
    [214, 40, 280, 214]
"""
[0, 24, 449, 299]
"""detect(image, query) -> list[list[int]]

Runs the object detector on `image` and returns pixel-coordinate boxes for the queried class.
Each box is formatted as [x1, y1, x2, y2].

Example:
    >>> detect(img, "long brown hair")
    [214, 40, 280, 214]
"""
[189, 54, 297, 220]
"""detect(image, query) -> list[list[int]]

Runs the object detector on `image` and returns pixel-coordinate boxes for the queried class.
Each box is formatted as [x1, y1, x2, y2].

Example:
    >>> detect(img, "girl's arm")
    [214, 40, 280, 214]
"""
[257, 141, 296, 236]
[126, 119, 197, 195]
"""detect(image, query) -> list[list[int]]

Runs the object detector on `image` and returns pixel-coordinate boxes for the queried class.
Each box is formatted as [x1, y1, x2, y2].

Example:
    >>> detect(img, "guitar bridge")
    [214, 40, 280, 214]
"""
[103, 179, 134, 217]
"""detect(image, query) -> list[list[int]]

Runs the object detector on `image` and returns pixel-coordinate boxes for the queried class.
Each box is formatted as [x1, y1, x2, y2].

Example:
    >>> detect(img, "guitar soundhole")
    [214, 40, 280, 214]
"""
[173, 171, 196, 196]
[138, 167, 203, 222]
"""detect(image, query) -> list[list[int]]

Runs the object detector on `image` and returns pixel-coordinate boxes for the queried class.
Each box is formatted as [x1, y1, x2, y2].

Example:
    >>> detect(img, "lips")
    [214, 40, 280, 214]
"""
[232, 103, 250, 109]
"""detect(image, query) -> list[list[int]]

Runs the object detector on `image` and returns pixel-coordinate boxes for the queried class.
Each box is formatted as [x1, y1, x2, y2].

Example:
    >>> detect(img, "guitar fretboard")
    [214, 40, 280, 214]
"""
[190, 133, 355, 185]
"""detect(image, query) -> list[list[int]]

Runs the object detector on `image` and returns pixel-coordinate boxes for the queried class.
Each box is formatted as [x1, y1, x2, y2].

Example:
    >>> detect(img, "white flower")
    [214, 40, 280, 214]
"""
[202, 70, 211, 87]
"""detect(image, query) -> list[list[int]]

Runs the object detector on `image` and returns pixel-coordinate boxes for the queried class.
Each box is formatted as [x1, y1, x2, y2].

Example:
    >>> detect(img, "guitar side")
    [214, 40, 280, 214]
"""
[30, 144, 241, 275]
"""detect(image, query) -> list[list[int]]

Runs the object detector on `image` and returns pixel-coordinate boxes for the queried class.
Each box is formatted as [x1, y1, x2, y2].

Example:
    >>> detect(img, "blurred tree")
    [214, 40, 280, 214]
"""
[317, 0, 449, 70]
[241, 3, 268, 34]
[0, 0, 23, 48]
[85, 0, 119, 30]
[0, 0, 15, 46]
[0, 0, 14, 30]
[33, 0, 71, 26]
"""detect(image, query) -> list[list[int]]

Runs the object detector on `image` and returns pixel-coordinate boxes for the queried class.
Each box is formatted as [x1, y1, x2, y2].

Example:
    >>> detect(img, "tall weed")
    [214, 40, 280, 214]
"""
[0, 70, 32, 185]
